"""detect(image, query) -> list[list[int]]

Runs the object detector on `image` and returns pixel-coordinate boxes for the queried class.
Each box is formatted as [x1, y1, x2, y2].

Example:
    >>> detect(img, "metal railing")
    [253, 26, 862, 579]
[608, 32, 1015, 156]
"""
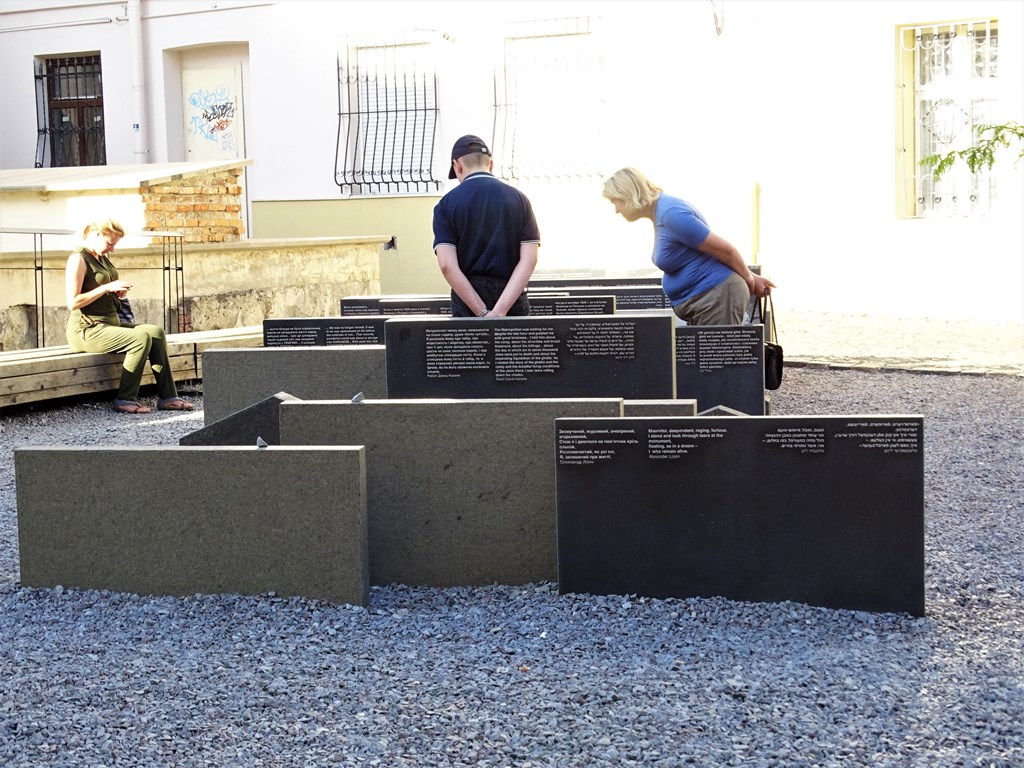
[0, 227, 186, 348]
[335, 34, 442, 196]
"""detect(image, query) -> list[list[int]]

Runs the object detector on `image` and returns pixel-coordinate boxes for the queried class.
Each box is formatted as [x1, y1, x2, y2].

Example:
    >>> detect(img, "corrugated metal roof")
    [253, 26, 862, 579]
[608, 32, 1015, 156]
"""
[0, 160, 252, 193]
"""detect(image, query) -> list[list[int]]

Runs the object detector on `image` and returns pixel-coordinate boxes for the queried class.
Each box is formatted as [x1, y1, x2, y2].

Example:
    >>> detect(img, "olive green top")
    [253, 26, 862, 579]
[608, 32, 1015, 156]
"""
[66, 248, 121, 337]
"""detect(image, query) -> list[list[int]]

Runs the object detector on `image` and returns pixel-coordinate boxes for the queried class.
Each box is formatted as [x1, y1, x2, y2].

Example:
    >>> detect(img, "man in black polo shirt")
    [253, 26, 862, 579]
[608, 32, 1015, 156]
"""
[432, 134, 541, 317]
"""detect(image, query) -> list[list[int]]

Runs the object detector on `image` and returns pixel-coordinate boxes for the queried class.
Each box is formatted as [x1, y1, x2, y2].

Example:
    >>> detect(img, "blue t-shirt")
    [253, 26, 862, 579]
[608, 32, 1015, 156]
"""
[432, 172, 541, 280]
[653, 194, 733, 305]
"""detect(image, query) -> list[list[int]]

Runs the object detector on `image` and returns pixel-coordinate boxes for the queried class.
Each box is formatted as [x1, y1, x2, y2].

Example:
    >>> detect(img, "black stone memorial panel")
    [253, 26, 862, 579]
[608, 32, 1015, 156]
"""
[378, 297, 451, 315]
[555, 416, 925, 616]
[529, 285, 670, 310]
[340, 296, 382, 315]
[529, 276, 661, 289]
[675, 325, 766, 414]
[385, 315, 676, 399]
[341, 294, 450, 316]
[528, 295, 616, 316]
[264, 317, 387, 346]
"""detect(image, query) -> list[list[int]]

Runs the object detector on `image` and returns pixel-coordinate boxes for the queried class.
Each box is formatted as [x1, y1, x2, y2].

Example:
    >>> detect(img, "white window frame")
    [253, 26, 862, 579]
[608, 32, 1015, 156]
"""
[336, 32, 442, 196]
[493, 16, 605, 185]
[896, 18, 999, 218]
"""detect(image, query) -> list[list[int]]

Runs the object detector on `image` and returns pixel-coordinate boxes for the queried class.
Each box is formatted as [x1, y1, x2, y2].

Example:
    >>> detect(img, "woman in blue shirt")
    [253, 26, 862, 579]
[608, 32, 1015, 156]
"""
[602, 167, 774, 325]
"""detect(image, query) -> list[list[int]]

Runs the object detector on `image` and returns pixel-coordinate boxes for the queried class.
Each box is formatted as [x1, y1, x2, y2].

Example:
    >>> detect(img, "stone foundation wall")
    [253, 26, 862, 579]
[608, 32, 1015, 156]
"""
[0, 237, 385, 350]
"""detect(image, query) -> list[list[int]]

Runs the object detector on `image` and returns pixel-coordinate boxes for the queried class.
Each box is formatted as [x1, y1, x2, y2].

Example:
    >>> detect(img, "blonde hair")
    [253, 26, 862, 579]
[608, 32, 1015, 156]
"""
[81, 218, 125, 242]
[601, 168, 662, 213]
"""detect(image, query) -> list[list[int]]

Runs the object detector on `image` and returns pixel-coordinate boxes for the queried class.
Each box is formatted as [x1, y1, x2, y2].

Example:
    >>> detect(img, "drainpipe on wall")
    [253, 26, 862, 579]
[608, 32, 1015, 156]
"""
[127, 0, 149, 163]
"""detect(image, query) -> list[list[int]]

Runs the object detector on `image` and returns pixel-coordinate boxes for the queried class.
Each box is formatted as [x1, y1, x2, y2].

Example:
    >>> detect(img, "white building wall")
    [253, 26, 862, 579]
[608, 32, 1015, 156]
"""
[1, 0, 1021, 321]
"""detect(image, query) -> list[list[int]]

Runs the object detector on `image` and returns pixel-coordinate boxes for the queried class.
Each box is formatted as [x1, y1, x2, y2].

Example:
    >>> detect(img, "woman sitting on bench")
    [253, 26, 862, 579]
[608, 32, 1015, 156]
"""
[65, 218, 193, 414]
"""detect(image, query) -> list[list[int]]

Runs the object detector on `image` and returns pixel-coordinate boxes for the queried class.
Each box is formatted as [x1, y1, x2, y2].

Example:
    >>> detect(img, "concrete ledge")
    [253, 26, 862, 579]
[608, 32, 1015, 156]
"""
[202, 346, 387, 424]
[279, 398, 625, 588]
[15, 446, 369, 605]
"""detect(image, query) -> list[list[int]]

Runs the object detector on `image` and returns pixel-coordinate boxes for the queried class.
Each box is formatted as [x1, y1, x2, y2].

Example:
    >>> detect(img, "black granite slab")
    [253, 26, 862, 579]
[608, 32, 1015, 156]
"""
[527, 295, 616, 316]
[378, 297, 451, 315]
[529, 276, 661, 288]
[528, 285, 670, 310]
[263, 317, 387, 346]
[555, 416, 925, 616]
[340, 297, 382, 315]
[385, 315, 676, 399]
[341, 294, 449, 316]
[676, 324, 766, 414]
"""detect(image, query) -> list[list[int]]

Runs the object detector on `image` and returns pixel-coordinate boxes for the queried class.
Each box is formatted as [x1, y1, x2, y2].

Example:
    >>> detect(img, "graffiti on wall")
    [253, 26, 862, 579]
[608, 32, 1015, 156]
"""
[189, 85, 236, 142]
[183, 65, 244, 161]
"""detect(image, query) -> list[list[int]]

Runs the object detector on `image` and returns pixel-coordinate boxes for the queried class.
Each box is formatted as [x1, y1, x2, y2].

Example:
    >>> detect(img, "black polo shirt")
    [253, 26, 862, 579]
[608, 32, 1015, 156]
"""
[432, 172, 541, 280]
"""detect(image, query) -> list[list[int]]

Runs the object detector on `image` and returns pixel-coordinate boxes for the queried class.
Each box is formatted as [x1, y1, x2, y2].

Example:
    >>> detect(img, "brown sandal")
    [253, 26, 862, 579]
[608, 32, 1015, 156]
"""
[113, 401, 152, 414]
[157, 397, 194, 411]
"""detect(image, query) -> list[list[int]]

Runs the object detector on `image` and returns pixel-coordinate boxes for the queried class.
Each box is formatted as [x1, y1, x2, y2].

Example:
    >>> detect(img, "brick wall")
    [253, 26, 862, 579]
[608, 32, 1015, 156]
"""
[141, 167, 246, 244]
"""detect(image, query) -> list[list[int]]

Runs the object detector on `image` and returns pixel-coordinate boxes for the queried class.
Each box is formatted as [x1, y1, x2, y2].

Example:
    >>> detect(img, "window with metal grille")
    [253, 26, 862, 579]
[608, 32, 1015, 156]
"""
[897, 19, 998, 217]
[493, 17, 604, 185]
[34, 54, 107, 168]
[335, 33, 442, 195]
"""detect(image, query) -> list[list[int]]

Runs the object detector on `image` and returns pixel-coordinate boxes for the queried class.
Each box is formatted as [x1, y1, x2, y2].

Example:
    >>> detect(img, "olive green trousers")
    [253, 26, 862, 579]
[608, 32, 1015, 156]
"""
[67, 316, 178, 402]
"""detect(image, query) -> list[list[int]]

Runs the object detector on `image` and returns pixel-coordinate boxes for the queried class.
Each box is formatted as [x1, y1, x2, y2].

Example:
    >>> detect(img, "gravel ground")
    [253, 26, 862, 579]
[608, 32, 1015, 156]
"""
[0, 369, 1021, 767]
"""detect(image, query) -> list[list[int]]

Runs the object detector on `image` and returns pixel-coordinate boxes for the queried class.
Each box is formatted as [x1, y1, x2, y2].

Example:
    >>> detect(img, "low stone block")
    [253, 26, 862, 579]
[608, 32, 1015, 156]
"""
[16, 446, 369, 605]
[280, 398, 624, 587]
[623, 399, 698, 417]
[202, 346, 387, 424]
[697, 404, 748, 417]
[180, 391, 300, 446]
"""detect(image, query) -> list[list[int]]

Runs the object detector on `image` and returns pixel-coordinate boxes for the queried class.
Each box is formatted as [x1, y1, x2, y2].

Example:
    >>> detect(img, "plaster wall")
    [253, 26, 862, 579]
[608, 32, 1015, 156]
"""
[1, 0, 1021, 321]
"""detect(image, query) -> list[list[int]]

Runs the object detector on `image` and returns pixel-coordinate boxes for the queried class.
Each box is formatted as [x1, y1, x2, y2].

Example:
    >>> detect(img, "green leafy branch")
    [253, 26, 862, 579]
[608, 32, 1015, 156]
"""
[919, 121, 1024, 182]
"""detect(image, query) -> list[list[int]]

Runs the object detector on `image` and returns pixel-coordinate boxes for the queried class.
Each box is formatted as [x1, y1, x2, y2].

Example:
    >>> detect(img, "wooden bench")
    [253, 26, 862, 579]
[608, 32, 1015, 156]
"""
[0, 326, 263, 408]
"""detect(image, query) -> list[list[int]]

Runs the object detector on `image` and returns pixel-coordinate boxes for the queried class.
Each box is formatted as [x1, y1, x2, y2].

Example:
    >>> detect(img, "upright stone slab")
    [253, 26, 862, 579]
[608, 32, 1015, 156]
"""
[264, 317, 387, 346]
[555, 416, 925, 616]
[202, 346, 387, 424]
[340, 296, 382, 315]
[340, 294, 448, 316]
[697, 404, 748, 417]
[378, 297, 451, 315]
[279, 398, 624, 587]
[529, 276, 661, 289]
[528, 284, 670, 310]
[623, 399, 697, 417]
[180, 391, 299, 446]
[676, 324, 766, 414]
[385, 315, 676, 399]
[527, 295, 616, 316]
[16, 446, 369, 605]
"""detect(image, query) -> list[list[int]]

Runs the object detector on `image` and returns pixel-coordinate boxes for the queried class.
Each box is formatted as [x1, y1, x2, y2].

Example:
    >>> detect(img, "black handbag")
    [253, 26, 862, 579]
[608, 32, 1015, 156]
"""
[751, 292, 783, 390]
[115, 296, 136, 325]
